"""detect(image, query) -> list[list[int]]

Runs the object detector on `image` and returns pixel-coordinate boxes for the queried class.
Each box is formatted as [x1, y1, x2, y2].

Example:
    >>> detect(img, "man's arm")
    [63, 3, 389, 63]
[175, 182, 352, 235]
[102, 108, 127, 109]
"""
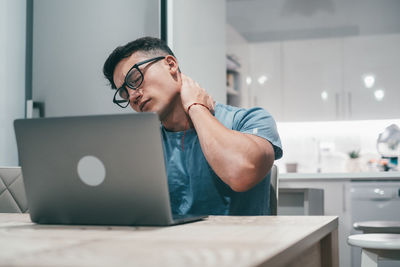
[180, 74, 275, 192]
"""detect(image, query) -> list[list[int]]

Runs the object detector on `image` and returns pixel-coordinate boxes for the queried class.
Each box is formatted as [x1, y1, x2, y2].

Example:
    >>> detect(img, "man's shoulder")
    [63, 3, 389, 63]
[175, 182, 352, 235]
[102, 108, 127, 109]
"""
[215, 102, 238, 113]
[214, 103, 239, 126]
[215, 103, 272, 121]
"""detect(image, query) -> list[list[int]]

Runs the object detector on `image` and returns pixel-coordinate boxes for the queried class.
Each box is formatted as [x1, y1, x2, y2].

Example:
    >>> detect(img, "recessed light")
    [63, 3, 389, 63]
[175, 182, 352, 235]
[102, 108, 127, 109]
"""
[246, 76, 252, 85]
[257, 75, 268, 85]
[362, 74, 375, 88]
[374, 89, 384, 101]
[321, 91, 328, 101]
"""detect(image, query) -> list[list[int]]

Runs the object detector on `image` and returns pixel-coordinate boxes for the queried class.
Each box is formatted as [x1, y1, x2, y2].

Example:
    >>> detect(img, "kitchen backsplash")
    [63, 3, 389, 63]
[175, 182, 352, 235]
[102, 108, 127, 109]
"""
[275, 119, 400, 173]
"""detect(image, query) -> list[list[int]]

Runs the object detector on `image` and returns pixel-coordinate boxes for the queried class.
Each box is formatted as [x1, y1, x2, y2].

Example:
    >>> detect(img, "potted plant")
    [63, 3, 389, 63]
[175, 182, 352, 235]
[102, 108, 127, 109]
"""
[346, 150, 361, 172]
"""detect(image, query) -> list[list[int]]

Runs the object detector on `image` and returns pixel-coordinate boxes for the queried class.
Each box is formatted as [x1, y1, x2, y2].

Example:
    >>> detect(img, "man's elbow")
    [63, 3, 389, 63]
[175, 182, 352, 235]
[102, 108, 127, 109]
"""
[227, 163, 268, 192]
[229, 181, 255, 192]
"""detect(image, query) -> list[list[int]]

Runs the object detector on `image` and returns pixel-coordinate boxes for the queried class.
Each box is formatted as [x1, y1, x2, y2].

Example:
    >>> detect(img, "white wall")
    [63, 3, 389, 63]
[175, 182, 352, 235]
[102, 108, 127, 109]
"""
[32, 0, 160, 117]
[169, 0, 226, 104]
[0, 0, 26, 166]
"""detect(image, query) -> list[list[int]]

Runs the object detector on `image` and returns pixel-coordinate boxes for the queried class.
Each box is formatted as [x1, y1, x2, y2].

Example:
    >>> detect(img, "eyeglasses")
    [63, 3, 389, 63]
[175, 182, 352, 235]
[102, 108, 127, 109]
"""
[113, 56, 165, 108]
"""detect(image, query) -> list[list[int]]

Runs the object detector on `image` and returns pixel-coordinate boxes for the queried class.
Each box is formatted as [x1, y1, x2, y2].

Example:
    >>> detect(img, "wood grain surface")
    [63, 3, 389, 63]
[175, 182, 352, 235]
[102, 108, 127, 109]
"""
[0, 214, 338, 267]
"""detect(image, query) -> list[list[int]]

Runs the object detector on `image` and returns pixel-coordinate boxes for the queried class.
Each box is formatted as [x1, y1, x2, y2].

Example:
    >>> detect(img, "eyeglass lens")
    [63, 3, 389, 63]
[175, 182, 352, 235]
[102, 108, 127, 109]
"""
[113, 88, 130, 108]
[126, 68, 143, 89]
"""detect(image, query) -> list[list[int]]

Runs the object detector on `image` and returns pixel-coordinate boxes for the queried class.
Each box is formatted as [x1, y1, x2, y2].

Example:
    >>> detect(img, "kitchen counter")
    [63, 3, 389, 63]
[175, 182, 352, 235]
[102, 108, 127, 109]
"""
[280, 171, 400, 180]
[279, 171, 400, 267]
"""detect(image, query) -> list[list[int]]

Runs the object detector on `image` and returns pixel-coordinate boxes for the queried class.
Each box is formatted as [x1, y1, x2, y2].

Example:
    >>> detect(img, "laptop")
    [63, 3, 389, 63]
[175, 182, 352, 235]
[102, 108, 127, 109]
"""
[14, 113, 206, 226]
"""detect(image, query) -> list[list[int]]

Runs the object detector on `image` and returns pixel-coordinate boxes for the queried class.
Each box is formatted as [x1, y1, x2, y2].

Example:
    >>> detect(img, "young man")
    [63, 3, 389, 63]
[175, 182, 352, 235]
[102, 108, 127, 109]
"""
[103, 37, 282, 215]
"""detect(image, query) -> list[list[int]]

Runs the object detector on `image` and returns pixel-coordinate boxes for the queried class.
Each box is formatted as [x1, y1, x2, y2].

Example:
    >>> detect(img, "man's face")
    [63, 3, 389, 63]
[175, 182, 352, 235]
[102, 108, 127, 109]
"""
[113, 52, 180, 119]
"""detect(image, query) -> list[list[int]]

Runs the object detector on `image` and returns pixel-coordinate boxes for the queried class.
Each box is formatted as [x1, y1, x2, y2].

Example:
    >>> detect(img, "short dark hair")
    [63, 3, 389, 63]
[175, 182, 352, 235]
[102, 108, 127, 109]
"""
[103, 36, 176, 89]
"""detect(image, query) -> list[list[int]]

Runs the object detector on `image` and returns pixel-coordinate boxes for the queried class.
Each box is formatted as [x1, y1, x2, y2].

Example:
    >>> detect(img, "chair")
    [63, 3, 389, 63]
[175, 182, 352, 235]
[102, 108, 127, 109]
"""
[269, 165, 278, 215]
[348, 233, 400, 267]
[351, 220, 400, 266]
[0, 167, 28, 213]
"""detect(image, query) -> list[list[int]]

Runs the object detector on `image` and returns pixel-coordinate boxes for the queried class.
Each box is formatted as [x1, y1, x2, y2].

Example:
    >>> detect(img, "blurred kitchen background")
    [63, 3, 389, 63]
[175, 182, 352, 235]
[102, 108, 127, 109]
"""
[226, 0, 400, 174]
[225, 2, 400, 266]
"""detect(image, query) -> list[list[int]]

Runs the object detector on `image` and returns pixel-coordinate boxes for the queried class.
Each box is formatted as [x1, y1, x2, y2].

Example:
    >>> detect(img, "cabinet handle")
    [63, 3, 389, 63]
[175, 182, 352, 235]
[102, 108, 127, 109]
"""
[348, 92, 352, 118]
[335, 93, 340, 118]
[342, 183, 346, 212]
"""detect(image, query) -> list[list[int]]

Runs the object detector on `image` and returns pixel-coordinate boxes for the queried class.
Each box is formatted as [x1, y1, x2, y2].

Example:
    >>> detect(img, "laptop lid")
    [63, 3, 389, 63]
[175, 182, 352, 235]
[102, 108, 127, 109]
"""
[14, 113, 180, 226]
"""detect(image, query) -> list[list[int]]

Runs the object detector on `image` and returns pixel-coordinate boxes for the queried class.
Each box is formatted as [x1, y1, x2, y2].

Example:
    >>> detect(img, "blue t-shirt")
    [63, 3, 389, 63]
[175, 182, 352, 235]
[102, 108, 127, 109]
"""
[161, 103, 282, 215]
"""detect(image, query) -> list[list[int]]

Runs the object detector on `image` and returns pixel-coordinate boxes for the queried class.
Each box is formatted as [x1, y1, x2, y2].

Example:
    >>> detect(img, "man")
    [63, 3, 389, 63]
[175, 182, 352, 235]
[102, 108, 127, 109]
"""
[103, 37, 282, 215]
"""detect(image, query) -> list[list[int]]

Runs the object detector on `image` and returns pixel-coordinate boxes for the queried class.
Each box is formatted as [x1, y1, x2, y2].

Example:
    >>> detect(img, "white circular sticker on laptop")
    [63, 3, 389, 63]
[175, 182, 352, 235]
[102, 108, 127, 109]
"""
[77, 155, 106, 186]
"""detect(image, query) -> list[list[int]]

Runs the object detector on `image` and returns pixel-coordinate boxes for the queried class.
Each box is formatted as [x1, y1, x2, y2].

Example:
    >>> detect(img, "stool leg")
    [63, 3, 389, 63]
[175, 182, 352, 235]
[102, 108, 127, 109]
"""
[361, 249, 378, 267]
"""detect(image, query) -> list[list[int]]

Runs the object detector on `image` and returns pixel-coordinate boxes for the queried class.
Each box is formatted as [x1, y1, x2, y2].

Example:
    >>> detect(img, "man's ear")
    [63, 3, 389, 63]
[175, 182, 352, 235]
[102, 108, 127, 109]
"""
[164, 55, 179, 74]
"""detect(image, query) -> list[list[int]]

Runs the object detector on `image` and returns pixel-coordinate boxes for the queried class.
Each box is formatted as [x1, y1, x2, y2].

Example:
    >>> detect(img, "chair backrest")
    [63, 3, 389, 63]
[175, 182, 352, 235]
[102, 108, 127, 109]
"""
[0, 167, 28, 213]
[269, 165, 278, 215]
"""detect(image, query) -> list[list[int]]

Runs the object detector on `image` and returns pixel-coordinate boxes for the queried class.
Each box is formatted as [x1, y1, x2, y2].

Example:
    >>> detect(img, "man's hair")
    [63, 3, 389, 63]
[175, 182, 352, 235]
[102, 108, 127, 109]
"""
[103, 36, 176, 89]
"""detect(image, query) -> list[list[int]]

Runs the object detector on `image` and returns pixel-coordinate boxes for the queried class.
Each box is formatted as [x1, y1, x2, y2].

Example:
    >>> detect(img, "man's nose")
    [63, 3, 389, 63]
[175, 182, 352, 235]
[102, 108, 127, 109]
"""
[129, 88, 143, 104]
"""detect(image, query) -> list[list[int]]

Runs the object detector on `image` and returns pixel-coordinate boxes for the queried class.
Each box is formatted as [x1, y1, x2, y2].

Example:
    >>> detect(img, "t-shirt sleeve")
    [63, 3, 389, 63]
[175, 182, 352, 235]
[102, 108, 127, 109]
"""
[232, 107, 283, 160]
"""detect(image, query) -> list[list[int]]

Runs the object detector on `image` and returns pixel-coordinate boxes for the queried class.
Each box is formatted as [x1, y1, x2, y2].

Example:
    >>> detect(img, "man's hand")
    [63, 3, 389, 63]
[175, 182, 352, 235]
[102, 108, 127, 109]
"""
[179, 75, 274, 192]
[180, 74, 215, 114]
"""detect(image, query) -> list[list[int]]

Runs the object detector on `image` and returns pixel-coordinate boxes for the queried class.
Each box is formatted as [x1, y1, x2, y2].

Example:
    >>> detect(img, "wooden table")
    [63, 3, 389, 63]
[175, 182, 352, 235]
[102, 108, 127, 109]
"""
[0, 214, 338, 267]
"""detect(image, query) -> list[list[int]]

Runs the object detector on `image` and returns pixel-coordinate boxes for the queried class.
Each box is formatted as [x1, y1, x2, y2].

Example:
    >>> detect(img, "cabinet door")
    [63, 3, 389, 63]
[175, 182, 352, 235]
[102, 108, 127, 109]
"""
[282, 38, 343, 121]
[250, 42, 283, 120]
[280, 180, 352, 267]
[343, 34, 400, 120]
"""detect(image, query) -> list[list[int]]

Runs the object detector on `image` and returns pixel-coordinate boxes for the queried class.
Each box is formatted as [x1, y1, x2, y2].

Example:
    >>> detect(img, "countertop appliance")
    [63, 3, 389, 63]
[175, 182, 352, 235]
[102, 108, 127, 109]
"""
[350, 181, 400, 267]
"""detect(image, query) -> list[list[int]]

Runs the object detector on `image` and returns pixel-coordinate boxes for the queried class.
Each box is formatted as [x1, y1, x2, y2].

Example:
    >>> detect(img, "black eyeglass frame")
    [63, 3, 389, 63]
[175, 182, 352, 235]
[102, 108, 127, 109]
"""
[113, 56, 166, 108]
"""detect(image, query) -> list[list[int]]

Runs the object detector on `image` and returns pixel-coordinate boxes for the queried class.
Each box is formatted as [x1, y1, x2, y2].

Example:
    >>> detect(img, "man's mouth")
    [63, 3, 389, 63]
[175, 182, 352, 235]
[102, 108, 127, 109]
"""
[139, 99, 150, 112]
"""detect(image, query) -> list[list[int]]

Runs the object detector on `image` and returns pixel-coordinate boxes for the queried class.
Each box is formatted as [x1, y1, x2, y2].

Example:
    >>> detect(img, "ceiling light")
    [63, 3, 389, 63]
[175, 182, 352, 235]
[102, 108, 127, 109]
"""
[257, 75, 268, 85]
[363, 74, 375, 88]
[374, 89, 384, 101]
[246, 76, 252, 85]
[321, 91, 328, 101]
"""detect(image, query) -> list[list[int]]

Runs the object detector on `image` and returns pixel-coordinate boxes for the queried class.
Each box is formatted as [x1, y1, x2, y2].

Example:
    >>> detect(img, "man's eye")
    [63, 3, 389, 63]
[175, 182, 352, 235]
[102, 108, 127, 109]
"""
[132, 78, 141, 85]
[119, 89, 129, 99]
[127, 71, 142, 87]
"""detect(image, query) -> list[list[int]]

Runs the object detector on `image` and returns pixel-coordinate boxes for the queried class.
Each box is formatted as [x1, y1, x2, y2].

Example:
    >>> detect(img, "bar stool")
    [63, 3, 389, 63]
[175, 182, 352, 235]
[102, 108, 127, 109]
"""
[348, 233, 400, 267]
[354, 221, 400, 234]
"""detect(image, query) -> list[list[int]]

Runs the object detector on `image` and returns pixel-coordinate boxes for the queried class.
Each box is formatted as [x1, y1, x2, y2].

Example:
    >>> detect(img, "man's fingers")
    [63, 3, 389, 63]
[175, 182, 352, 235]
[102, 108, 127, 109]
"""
[181, 73, 214, 114]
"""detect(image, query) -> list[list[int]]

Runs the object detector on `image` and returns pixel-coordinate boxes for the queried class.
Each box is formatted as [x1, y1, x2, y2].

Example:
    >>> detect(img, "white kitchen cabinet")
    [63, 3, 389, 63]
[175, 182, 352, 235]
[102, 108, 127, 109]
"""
[278, 188, 324, 215]
[280, 172, 400, 267]
[249, 42, 284, 120]
[343, 34, 400, 120]
[250, 33, 400, 122]
[280, 179, 352, 267]
[282, 38, 343, 121]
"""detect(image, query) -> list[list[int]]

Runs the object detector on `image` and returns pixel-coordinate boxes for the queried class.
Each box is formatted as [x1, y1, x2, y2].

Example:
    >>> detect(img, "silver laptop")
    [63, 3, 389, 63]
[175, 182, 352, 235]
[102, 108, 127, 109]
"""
[14, 113, 206, 226]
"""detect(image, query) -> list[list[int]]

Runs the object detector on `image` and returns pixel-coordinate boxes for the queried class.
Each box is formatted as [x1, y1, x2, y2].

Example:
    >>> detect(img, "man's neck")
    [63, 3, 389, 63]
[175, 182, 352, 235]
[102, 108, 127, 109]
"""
[161, 98, 191, 132]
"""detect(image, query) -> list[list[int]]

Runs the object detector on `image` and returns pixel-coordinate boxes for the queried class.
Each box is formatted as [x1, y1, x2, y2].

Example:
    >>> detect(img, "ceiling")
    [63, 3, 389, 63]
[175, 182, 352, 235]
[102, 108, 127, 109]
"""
[226, 0, 400, 42]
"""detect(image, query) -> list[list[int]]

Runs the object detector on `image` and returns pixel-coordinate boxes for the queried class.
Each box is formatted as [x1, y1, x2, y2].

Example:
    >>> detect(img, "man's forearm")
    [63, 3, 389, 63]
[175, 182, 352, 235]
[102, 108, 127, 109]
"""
[188, 105, 274, 192]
